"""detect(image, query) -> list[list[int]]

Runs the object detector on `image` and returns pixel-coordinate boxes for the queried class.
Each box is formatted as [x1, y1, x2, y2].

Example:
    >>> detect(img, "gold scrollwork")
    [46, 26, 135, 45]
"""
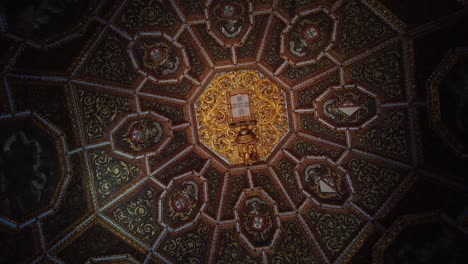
[196, 70, 288, 164]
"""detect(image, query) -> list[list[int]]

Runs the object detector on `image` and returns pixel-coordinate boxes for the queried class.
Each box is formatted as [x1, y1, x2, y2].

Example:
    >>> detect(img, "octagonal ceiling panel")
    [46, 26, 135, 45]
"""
[0, 0, 433, 262]
[281, 8, 338, 66]
[195, 69, 290, 165]
[0, 114, 68, 224]
[428, 48, 468, 158]
[130, 34, 189, 81]
[110, 112, 172, 159]
[314, 85, 379, 130]
[205, 0, 254, 47]
[234, 188, 281, 252]
[295, 157, 352, 207]
[159, 172, 207, 232]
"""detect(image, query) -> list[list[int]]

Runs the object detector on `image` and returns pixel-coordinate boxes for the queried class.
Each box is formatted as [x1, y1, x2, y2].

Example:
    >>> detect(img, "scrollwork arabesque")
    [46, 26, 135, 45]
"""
[120, 0, 177, 30]
[308, 210, 362, 255]
[91, 151, 140, 199]
[356, 111, 407, 156]
[348, 159, 400, 211]
[83, 36, 136, 85]
[161, 223, 210, 263]
[196, 71, 288, 164]
[79, 90, 131, 141]
[272, 221, 321, 264]
[337, 0, 389, 57]
[113, 189, 159, 242]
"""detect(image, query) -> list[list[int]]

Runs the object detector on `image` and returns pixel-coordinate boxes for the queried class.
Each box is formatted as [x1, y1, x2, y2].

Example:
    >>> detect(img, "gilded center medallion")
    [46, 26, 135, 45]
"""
[196, 70, 289, 165]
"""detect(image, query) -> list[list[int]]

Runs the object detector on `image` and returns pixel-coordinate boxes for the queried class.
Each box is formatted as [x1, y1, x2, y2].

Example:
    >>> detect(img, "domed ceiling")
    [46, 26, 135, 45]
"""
[1, 0, 467, 263]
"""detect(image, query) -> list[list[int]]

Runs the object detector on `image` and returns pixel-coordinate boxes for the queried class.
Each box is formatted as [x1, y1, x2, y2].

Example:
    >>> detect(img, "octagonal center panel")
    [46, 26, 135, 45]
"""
[196, 70, 289, 165]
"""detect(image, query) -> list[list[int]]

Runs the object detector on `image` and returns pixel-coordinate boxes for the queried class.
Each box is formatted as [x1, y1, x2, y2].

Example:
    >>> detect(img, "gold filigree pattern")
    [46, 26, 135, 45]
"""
[355, 110, 409, 160]
[110, 187, 161, 243]
[335, 0, 392, 58]
[77, 89, 132, 143]
[348, 159, 402, 213]
[307, 210, 363, 258]
[196, 70, 288, 164]
[217, 230, 260, 263]
[118, 0, 178, 32]
[271, 221, 321, 264]
[158, 223, 211, 263]
[89, 151, 141, 203]
[81, 35, 136, 86]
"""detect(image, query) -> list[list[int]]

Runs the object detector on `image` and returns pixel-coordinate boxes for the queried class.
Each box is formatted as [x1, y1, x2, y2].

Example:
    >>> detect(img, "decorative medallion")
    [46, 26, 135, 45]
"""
[234, 188, 281, 251]
[213, 0, 245, 38]
[282, 9, 338, 66]
[195, 70, 289, 165]
[0, 114, 67, 223]
[131, 36, 188, 81]
[160, 173, 207, 231]
[315, 86, 378, 129]
[168, 180, 199, 220]
[111, 112, 171, 158]
[206, 0, 252, 46]
[296, 159, 351, 206]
